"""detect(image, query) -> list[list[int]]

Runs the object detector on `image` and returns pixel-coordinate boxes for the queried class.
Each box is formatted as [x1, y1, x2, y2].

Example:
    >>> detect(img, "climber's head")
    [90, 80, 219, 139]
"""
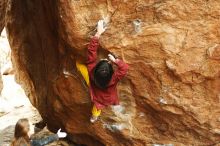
[93, 60, 113, 89]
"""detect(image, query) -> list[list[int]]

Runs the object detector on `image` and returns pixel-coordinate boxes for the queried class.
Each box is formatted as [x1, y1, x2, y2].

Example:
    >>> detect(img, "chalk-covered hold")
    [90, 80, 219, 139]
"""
[133, 19, 142, 33]
[207, 44, 220, 60]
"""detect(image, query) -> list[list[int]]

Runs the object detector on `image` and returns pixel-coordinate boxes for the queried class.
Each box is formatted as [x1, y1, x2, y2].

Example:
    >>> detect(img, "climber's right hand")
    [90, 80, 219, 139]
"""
[108, 54, 116, 63]
[95, 20, 107, 37]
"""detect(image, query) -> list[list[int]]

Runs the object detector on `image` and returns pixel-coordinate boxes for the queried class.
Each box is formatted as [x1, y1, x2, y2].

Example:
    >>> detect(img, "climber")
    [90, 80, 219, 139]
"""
[11, 118, 67, 146]
[76, 20, 129, 123]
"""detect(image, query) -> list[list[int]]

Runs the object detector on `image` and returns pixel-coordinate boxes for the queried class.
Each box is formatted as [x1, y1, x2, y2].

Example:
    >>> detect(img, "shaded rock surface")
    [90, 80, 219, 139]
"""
[0, 28, 11, 94]
[0, 0, 220, 145]
[0, 0, 9, 93]
[0, 67, 2, 94]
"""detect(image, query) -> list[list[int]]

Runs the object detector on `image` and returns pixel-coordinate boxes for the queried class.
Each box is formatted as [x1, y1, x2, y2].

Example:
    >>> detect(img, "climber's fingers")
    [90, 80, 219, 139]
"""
[97, 20, 104, 29]
[104, 26, 107, 31]
[109, 53, 118, 59]
[97, 20, 107, 35]
[103, 21, 108, 30]
[108, 54, 116, 62]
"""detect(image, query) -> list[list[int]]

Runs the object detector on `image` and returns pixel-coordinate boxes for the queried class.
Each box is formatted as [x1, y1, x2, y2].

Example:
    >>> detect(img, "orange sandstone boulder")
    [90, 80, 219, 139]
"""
[1, 0, 220, 145]
[0, 0, 7, 93]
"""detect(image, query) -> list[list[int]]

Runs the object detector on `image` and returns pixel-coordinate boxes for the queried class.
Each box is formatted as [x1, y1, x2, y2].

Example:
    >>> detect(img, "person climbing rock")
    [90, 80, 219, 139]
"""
[85, 20, 129, 123]
[11, 118, 67, 146]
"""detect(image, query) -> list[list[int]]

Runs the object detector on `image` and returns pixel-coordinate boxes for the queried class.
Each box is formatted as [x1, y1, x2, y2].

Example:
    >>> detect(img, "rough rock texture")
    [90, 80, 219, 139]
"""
[1, 0, 220, 145]
[0, 0, 7, 93]
[0, 67, 2, 94]
[0, 0, 6, 33]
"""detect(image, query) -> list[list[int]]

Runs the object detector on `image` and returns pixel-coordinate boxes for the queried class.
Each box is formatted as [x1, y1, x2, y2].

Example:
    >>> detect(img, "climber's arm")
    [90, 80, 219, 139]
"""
[87, 20, 107, 72]
[87, 36, 99, 72]
[108, 54, 129, 83]
[112, 59, 129, 82]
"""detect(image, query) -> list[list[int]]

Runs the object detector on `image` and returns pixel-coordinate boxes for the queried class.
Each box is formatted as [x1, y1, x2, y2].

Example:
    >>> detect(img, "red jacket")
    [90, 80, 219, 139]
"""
[87, 37, 129, 110]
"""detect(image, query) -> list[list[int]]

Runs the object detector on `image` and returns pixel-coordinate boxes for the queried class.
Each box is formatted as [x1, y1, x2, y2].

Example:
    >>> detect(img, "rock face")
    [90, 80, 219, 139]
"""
[0, 0, 6, 33]
[0, 0, 7, 94]
[1, 0, 220, 145]
[0, 69, 2, 94]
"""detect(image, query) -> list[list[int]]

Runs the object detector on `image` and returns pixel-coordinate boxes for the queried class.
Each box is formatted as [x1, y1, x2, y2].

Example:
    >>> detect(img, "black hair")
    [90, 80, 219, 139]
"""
[93, 60, 113, 89]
